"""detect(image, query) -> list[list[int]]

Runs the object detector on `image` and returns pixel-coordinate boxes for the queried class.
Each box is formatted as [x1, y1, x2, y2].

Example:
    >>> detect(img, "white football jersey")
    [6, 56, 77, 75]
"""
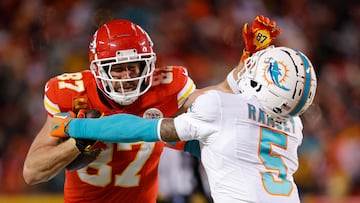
[174, 90, 302, 203]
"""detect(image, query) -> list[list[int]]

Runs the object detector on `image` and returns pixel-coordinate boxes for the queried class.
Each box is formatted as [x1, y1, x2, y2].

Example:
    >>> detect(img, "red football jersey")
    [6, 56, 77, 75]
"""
[44, 66, 195, 203]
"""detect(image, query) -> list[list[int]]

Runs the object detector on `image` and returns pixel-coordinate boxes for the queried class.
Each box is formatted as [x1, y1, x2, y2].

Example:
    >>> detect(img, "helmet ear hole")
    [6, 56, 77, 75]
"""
[250, 80, 258, 88]
[250, 80, 262, 92]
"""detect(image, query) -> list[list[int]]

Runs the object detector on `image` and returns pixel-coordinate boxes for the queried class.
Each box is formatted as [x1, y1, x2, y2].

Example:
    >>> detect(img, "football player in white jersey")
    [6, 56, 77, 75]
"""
[51, 46, 317, 203]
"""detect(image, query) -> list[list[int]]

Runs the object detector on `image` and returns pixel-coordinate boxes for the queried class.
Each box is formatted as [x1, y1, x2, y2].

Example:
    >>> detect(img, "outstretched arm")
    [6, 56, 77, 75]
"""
[52, 90, 219, 144]
[52, 113, 203, 158]
[51, 113, 175, 142]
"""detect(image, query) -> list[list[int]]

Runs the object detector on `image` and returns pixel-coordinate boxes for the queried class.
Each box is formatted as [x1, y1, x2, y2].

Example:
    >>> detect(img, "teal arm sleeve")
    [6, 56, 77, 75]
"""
[67, 114, 161, 143]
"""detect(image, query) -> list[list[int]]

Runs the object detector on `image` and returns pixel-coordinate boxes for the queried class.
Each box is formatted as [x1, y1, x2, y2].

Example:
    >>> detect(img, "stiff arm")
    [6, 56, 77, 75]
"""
[64, 91, 219, 143]
[66, 114, 198, 143]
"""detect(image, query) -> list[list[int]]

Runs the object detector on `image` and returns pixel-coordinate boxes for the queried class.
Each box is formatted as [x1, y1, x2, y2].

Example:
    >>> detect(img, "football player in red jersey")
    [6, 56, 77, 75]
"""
[23, 19, 196, 203]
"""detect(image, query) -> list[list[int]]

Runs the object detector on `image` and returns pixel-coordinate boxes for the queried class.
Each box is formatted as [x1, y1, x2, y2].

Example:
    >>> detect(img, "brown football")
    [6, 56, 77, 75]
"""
[65, 108, 102, 171]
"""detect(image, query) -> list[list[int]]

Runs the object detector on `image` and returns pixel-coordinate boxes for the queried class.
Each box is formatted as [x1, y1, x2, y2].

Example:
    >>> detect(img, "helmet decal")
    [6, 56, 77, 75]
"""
[263, 58, 290, 91]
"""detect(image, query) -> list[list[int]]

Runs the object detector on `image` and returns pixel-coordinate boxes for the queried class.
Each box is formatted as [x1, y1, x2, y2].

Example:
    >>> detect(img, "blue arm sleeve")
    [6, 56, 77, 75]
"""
[67, 114, 161, 143]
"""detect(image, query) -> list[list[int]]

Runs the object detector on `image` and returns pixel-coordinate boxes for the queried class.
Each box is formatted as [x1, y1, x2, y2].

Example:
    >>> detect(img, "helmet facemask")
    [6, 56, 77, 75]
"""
[88, 19, 157, 106]
[90, 49, 156, 105]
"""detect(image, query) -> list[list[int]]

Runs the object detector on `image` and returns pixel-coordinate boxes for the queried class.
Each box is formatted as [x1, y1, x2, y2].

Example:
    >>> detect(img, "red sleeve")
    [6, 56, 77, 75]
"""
[44, 70, 94, 116]
[154, 66, 196, 109]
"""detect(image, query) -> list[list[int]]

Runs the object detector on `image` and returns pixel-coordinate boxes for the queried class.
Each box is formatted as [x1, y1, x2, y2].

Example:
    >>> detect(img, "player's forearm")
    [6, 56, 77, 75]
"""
[67, 114, 198, 157]
[159, 119, 181, 142]
[23, 139, 79, 184]
[68, 114, 164, 142]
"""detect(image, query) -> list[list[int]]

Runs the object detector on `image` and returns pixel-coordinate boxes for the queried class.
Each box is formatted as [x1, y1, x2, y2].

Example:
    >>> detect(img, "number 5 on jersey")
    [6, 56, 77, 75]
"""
[259, 127, 293, 196]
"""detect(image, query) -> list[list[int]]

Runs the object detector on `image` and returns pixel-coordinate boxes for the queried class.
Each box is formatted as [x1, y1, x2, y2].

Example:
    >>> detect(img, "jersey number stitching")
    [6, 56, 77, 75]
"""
[77, 142, 155, 187]
[57, 72, 156, 187]
[152, 67, 173, 86]
[259, 127, 293, 196]
[57, 73, 85, 92]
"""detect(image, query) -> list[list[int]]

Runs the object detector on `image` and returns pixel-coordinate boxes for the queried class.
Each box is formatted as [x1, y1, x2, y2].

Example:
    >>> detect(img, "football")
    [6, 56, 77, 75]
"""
[65, 108, 102, 171]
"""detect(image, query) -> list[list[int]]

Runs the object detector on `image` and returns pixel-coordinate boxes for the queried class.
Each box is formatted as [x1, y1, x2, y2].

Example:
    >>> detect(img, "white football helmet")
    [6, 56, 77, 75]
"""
[89, 20, 156, 105]
[237, 46, 317, 121]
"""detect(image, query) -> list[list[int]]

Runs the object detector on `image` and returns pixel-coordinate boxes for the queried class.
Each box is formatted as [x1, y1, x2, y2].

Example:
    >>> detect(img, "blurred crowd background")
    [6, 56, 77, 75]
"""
[1, 0, 360, 202]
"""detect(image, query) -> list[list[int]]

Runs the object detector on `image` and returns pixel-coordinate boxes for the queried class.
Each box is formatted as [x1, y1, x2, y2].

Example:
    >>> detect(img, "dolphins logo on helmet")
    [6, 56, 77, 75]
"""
[263, 58, 290, 91]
